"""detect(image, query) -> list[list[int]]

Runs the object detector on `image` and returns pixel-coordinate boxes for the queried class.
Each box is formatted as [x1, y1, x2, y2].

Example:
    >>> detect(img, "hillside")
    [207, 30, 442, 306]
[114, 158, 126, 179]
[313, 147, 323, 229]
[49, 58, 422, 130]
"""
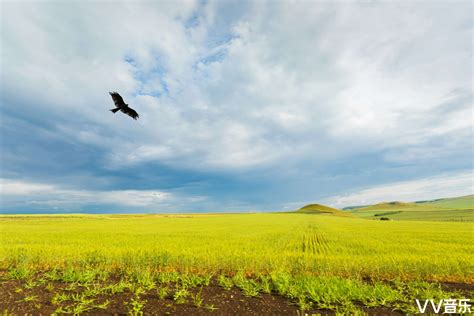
[350, 195, 473, 222]
[296, 203, 352, 217]
[416, 194, 473, 210]
[354, 201, 418, 211]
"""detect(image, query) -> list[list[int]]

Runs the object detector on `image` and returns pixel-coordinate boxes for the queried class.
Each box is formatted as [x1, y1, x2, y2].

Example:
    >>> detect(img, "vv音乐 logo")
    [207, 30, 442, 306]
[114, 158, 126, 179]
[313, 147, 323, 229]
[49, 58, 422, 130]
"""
[416, 299, 471, 314]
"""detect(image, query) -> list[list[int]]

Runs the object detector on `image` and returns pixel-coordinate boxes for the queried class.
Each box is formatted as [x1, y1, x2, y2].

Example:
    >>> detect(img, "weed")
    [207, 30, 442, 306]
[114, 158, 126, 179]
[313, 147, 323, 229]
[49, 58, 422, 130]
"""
[297, 296, 313, 311]
[45, 282, 54, 291]
[218, 275, 233, 290]
[8, 267, 31, 280]
[106, 280, 131, 294]
[64, 282, 78, 291]
[51, 292, 69, 305]
[259, 275, 272, 293]
[191, 286, 204, 307]
[24, 279, 36, 289]
[205, 304, 218, 311]
[19, 295, 38, 303]
[127, 296, 147, 316]
[173, 286, 190, 304]
[157, 286, 170, 299]
[95, 300, 110, 310]
[133, 286, 146, 297]
[233, 272, 260, 297]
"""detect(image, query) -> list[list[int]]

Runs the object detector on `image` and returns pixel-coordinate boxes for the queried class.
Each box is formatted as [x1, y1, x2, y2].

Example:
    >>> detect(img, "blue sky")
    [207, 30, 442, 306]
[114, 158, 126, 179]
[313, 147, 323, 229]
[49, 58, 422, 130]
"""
[0, 1, 472, 213]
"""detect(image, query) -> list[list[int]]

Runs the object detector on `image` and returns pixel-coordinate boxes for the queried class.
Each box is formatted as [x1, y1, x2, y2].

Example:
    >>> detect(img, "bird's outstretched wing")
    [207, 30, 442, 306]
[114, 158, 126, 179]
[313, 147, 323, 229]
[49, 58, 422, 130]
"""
[123, 107, 139, 120]
[109, 91, 126, 108]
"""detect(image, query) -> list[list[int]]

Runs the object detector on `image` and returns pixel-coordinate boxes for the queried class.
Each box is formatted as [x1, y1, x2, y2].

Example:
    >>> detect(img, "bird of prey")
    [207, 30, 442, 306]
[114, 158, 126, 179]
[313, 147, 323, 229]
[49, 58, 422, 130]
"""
[109, 92, 139, 120]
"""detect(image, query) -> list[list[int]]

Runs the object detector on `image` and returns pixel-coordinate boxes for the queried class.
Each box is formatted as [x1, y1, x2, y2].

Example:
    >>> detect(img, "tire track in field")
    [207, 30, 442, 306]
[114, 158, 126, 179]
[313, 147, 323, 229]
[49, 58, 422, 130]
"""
[300, 225, 330, 255]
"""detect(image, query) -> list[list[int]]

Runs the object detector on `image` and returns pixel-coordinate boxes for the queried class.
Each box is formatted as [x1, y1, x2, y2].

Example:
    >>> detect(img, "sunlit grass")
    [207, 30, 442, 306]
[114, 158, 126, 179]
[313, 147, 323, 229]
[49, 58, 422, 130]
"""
[1, 213, 472, 312]
[1, 213, 472, 281]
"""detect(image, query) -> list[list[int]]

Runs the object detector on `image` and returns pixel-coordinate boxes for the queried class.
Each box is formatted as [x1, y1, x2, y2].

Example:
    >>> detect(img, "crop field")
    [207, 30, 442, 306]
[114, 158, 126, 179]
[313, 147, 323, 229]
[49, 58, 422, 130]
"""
[1, 211, 473, 315]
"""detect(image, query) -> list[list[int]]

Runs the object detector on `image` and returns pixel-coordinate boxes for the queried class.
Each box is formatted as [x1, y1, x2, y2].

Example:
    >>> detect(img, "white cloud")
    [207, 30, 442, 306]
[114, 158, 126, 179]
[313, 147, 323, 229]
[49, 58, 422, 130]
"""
[99, 190, 170, 207]
[0, 179, 55, 196]
[0, 178, 174, 209]
[2, 2, 471, 172]
[323, 171, 474, 208]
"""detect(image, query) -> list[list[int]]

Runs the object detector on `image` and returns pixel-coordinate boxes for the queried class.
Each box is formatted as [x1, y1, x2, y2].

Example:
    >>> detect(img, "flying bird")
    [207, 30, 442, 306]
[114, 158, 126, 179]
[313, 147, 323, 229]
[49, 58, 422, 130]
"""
[109, 92, 139, 120]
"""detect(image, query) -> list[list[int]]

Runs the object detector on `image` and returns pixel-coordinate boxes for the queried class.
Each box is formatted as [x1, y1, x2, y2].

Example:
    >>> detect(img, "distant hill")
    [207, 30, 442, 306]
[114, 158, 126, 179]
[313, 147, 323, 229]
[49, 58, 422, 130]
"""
[354, 201, 418, 211]
[349, 195, 473, 222]
[415, 194, 473, 210]
[296, 203, 352, 217]
[342, 205, 367, 210]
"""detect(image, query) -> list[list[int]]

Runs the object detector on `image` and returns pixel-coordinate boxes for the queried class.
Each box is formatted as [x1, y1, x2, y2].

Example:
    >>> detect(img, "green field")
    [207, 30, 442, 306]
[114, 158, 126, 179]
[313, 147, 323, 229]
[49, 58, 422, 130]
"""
[417, 195, 474, 209]
[1, 210, 473, 314]
[350, 195, 474, 221]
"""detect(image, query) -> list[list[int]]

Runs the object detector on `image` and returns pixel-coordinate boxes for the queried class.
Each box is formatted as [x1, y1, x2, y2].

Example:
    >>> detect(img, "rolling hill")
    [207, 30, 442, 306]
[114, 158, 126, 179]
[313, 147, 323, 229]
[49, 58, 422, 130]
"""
[416, 194, 473, 209]
[295, 203, 353, 217]
[354, 201, 418, 211]
[349, 195, 473, 222]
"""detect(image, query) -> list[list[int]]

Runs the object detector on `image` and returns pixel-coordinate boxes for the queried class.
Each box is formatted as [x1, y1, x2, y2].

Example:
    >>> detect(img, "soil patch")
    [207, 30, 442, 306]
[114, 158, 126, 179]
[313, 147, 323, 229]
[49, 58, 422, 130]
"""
[0, 279, 406, 315]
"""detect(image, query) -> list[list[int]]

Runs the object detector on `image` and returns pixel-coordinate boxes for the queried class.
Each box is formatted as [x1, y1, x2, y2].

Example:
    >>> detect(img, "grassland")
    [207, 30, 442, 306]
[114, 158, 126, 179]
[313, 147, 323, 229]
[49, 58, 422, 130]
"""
[417, 195, 474, 209]
[1, 211, 473, 314]
[350, 195, 473, 222]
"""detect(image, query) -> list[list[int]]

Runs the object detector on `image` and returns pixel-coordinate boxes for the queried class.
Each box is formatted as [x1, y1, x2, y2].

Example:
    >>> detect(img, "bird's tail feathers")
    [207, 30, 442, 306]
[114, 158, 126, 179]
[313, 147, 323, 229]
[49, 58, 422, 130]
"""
[110, 108, 120, 113]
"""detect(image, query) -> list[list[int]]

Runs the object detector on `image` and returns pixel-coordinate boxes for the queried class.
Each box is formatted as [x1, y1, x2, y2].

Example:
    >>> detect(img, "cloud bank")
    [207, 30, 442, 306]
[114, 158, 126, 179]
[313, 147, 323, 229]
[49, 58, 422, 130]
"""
[324, 171, 473, 208]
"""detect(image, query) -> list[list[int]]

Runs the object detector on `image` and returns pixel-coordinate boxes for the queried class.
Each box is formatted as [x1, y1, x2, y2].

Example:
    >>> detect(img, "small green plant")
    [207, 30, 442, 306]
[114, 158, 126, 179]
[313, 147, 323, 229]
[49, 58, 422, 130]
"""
[259, 275, 272, 293]
[19, 295, 38, 303]
[54, 306, 68, 314]
[157, 286, 170, 299]
[24, 279, 36, 289]
[127, 296, 146, 316]
[8, 267, 31, 280]
[205, 304, 218, 311]
[133, 286, 146, 297]
[232, 273, 260, 297]
[94, 300, 110, 310]
[51, 292, 69, 305]
[2, 309, 12, 316]
[64, 282, 78, 291]
[58, 301, 94, 315]
[135, 270, 155, 290]
[217, 275, 233, 290]
[44, 269, 61, 281]
[173, 287, 190, 304]
[106, 280, 130, 294]
[70, 293, 87, 303]
[297, 296, 313, 311]
[71, 302, 93, 315]
[191, 286, 204, 307]
[83, 283, 106, 297]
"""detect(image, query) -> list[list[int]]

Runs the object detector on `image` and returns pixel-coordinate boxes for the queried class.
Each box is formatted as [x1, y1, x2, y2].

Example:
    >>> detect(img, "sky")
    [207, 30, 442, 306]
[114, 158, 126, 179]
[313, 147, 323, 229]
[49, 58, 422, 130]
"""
[0, 1, 472, 213]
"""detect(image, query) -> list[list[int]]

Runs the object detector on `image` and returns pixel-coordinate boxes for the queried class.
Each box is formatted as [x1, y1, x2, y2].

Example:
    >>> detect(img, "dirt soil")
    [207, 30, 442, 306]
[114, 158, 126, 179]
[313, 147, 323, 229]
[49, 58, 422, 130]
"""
[0, 278, 413, 315]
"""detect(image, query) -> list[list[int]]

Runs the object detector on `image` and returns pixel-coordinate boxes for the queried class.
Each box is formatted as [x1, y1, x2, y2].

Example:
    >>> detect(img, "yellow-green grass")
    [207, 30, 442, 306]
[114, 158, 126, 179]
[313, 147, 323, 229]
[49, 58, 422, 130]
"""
[417, 194, 474, 210]
[1, 213, 472, 313]
[1, 213, 472, 283]
[350, 195, 474, 222]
